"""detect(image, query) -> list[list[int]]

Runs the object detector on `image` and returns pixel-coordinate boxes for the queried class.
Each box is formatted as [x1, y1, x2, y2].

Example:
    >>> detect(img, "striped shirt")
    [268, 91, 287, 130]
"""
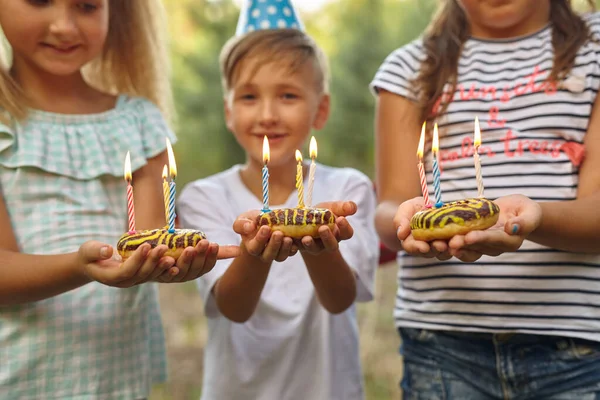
[370, 13, 600, 341]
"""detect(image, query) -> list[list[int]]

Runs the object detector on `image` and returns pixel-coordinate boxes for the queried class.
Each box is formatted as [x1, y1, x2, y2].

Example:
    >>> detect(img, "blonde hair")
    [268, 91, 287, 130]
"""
[0, 0, 173, 123]
[415, 0, 596, 123]
[219, 29, 330, 96]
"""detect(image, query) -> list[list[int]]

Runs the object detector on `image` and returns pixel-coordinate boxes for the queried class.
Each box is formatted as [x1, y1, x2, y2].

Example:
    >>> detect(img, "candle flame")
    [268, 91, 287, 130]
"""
[166, 138, 177, 178]
[417, 122, 426, 159]
[295, 149, 303, 162]
[474, 116, 481, 148]
[263, 136, 270, 164]
[432, 123, 439, 154]
[162, 165, 168, 180]
[124, 151, 132, 182]
[309, 136, 317, 159]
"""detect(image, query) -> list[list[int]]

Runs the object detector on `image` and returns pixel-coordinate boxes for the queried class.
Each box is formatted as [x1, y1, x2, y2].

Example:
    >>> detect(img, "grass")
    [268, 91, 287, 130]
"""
[150, 262, 402, 400]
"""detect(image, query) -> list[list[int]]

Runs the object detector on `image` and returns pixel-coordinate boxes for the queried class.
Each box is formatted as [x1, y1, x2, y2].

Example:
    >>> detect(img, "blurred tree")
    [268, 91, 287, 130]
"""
[164, 0, 243, 187]
[313, 0, 436, 178]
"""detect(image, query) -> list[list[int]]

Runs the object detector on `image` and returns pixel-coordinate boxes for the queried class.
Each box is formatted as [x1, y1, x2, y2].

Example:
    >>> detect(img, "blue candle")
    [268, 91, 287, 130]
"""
[432, 124, 443, 208]
[262, 136, 270, 211]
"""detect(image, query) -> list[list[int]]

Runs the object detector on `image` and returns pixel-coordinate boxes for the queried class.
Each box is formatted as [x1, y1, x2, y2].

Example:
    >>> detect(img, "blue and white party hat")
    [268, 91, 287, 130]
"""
[236, 0, 304, 36]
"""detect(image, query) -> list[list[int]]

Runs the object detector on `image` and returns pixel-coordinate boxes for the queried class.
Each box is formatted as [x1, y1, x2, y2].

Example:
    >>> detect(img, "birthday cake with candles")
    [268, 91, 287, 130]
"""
[410, 198, 500, 242]
[410, 120, 500, 242]
[117, 139, 207, 260]
[257, 137, 336, 239]
[117, 228, 207, 260]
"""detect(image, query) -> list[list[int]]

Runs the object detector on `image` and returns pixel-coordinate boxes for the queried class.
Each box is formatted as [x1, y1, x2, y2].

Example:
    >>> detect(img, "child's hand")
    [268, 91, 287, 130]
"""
[78, 241, 176, 288]
[395, 197, 453, 260]
[295, 201, 356, 255]
[448, 194, 542, 259]
[155, 240, 241, 283]
[233, 210, 298, 263]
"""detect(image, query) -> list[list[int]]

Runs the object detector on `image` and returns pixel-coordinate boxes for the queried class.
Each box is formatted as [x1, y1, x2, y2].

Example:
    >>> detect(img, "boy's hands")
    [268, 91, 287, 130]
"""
[295, 201, 356, 255]
[233, 210, 298, 263]
[78, 240, 241, 287]
[395, 195, 543, 262]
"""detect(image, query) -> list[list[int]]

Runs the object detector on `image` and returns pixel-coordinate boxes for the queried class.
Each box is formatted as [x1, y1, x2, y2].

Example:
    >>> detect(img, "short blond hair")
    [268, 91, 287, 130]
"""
[219, 29, 329, 96]
[0, 0, 173, 123]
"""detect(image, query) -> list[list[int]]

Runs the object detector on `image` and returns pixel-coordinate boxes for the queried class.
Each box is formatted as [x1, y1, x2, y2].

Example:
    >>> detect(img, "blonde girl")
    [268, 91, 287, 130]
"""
[0, 0, 236, 398]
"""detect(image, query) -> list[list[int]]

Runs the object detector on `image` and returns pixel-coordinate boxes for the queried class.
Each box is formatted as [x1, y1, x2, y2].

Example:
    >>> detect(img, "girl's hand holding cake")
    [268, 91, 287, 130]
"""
[395, 197, 453, 260]
[79, 239, 241, 287]
[396, 195, 543, 262]
[78, 241, 176, 288]
[447, 194, 542, 259]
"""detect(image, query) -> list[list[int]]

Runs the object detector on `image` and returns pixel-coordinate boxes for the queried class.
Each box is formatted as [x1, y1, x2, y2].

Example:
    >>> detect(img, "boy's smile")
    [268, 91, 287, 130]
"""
[225, 57, 329, 171]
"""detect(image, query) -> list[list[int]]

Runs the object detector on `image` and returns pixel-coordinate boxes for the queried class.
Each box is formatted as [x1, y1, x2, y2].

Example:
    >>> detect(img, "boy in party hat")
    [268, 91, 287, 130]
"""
[178, 1, 379, 399]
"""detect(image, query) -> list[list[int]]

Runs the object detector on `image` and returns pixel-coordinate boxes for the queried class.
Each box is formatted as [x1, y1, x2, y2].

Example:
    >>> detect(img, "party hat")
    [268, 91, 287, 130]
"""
[236, 0, 304, 36]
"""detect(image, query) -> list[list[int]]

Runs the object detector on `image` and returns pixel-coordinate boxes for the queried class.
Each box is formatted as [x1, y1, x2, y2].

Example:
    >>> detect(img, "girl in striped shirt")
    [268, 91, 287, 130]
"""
[372, 0, 600, 398]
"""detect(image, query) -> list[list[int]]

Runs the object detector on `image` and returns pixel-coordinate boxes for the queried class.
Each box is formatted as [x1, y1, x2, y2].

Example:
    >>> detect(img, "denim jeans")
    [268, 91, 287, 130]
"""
[399, 328, 600, 400]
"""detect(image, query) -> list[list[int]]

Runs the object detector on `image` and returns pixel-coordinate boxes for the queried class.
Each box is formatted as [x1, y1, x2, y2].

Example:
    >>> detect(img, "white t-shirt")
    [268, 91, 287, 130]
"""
[370, 13, 600, 341]
[178, 163, 379, 400]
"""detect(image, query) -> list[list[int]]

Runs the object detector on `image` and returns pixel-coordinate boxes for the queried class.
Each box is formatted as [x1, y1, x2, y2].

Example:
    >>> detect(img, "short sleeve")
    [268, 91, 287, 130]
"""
[177, 179, 240, 318]
[132, 98, 177, 159]
[336, 169, 379, 302]
[369, 40, 424, 101]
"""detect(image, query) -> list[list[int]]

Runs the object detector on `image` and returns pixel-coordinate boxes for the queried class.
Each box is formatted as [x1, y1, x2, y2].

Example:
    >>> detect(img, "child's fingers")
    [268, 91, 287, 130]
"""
[233, 218, 256, 235]
[216, 245, 241, 260]
[318, 226, 339, 252]
[261, 231, 284, 261]
[173, 247, 198, 281]
[451, 248, 483, 263]
[135, 245, 170, 283]
[315, 201, 357, 217]
[335, 217, 354, 241]
[178, 240, 210, 281]
[274, 237, 294, 262]
[199, 244, 219, 277]
[146, 256, 176, 282]
[401, 236, 435, 257]
[244, 226, 271, 256]
[110, 244, 150, 284]
[120, 245, 170, 286]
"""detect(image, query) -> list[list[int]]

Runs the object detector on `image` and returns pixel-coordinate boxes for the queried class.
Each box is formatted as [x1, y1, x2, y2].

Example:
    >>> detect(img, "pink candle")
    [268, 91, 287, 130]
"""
[124, 152, 135, 233]
[417, 122, 431, 206]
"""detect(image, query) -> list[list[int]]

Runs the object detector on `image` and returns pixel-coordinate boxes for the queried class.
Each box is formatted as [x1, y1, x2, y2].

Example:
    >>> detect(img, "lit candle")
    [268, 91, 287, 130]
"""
[166, 138, 177, 232]
[432, 123, 443, 208]
[124, 151, 135, 233]
[295, 150, 305, 208]
[162, 165, 170, 227]
[416, 122, 431, 207]
[473, 117, 485, 198]
[262, 136, 270, 212]
[306, 136, 317, 207]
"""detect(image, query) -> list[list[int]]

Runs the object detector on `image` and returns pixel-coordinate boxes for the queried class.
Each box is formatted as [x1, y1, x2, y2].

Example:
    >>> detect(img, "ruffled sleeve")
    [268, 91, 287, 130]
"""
[0, 95, 176, 180]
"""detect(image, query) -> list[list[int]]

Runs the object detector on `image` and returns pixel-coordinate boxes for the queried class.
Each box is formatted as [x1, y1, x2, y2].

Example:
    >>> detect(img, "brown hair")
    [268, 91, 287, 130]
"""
[415, 0, 596, 122]
[0, 0, 173, 123]
[219, 29, 329, 97]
